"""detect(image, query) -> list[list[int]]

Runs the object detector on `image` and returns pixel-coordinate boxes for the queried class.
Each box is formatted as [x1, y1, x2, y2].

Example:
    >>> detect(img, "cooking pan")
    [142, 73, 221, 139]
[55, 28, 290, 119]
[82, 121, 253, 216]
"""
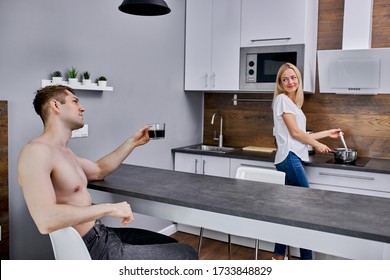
[332, 148, 358, 163]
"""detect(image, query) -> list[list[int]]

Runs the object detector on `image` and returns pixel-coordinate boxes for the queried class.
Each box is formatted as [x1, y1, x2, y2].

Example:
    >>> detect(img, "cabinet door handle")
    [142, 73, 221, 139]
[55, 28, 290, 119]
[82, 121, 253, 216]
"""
[194, 159, 198, 174]
[318, 172, 375, 181]
[211, 72, 215, 88]
[202, 160, 206, 174]
[204, 73, 208, 88]
[240, 163, 275, 170]
[250, 37, 291, 42]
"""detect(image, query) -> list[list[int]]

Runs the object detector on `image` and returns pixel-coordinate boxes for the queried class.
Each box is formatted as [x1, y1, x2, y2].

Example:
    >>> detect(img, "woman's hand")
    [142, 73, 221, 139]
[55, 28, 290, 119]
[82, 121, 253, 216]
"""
[328, 128, 342, 139]
[314, 142, 332, 154]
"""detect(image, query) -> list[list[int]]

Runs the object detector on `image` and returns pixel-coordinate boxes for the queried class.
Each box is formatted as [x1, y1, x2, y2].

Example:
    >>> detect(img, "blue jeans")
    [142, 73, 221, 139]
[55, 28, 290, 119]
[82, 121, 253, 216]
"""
[274, 152, 313, 260]
[82, 220, 197, 260]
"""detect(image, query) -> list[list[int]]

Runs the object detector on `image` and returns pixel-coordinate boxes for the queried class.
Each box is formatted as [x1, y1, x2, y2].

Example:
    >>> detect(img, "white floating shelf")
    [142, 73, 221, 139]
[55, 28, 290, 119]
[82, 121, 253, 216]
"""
[41, 79, 113, 91]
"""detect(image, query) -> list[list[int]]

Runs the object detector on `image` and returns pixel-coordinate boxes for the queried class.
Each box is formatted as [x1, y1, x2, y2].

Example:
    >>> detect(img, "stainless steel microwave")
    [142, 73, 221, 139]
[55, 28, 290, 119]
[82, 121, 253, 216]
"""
[239, 44, 305, 91]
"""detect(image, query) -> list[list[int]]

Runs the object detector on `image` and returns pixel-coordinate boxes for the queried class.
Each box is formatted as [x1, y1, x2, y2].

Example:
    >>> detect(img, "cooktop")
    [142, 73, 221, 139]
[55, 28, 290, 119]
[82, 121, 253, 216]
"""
[325, 157, 370, 167]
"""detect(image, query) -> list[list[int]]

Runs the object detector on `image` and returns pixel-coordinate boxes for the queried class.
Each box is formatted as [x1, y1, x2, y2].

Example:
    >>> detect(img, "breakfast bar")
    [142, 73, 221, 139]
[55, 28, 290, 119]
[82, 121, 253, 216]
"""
[88, 164, 390, 260]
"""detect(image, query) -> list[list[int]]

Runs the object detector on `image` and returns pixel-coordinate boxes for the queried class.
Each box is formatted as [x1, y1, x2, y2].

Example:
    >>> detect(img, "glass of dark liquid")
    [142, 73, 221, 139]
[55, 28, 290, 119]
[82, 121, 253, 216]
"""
[148, 123, 165, 140]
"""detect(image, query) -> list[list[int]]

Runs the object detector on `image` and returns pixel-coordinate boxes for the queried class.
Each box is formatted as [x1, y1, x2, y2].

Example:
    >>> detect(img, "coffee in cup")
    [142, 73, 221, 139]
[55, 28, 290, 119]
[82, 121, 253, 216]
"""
[148, 123, 165, 140]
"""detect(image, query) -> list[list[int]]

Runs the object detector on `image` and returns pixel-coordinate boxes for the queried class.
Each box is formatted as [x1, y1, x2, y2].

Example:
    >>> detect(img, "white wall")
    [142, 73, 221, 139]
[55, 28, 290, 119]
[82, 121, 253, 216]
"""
[0, 0, 203, 259]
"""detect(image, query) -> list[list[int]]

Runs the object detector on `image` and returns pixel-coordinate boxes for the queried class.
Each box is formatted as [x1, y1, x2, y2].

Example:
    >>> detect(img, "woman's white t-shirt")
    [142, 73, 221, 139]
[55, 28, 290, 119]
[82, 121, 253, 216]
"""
[273, 94, 309, 164]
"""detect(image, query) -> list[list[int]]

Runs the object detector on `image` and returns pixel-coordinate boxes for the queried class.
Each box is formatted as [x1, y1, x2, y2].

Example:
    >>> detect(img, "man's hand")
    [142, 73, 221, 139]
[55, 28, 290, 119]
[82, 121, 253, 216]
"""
[110, 201, 134, 225]
[131, 125, 150, 147]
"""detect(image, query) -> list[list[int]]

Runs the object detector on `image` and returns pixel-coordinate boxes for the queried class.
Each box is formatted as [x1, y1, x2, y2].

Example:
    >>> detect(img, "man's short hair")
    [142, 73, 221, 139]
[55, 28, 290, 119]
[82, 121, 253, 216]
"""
[33, 85, 75, 124]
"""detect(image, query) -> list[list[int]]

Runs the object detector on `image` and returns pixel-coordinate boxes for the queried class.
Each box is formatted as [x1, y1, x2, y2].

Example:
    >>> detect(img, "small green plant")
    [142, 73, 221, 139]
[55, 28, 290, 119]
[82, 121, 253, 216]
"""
[67, 67, 78, 79]
[52, 70, 62, 78]
[98, 76, 107, 81]
[83, 71, 90, 80]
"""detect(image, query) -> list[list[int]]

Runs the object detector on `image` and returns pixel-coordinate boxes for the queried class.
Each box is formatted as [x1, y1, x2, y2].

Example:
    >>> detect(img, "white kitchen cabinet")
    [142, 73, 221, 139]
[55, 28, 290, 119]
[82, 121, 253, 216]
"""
[174, 153, 230, 178]
[241, 0, 318, 47]
[241, 0, 318, 93]
[184, 0, 241, 91]
[230, 158, 276, 178]
[305, 166, 390, 198]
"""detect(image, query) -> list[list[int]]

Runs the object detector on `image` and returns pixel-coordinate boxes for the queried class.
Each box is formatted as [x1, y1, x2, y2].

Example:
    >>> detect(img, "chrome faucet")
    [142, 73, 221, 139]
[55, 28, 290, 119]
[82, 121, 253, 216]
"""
[211, 113, 223, 148]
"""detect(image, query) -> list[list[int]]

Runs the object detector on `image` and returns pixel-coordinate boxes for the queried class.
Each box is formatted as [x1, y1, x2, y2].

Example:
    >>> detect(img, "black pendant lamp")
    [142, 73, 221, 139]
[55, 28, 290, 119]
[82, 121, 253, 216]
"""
[118, 0, 171, 16]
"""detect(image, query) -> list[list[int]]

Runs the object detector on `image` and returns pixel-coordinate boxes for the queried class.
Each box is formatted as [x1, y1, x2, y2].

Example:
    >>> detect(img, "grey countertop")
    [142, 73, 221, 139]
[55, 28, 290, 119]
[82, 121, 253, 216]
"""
[172, 145, 390, 174]
[88, 164, 390, 244]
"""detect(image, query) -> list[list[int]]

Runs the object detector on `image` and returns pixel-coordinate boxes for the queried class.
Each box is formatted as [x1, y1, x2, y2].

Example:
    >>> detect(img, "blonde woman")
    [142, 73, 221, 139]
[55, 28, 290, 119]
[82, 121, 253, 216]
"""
[272, 63, 341, 260]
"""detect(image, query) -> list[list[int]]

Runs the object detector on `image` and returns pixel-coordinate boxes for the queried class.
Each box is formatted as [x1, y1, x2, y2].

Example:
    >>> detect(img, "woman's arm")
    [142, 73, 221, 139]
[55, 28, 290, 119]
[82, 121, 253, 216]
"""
[310, 129, 341, 140]
[282, 113, 333, 153]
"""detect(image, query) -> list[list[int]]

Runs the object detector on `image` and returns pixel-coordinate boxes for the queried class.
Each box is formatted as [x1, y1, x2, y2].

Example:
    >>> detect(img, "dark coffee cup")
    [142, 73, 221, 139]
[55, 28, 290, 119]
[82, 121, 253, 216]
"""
[148, 123, 165, 140]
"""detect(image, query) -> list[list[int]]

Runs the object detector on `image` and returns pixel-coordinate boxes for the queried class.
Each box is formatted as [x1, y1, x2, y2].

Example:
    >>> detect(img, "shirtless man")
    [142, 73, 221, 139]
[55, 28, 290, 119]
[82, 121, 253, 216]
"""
[17, 85, 197, 260]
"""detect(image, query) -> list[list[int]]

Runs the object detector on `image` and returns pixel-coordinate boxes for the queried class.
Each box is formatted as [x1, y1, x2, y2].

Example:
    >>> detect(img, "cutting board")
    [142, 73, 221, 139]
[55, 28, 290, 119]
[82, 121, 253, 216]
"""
[242, 146, 276, 153]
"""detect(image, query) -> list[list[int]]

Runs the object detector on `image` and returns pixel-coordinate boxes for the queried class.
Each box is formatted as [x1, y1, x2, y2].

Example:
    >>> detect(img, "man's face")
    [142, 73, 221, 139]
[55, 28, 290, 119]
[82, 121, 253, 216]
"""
[60, 91, 85, 130]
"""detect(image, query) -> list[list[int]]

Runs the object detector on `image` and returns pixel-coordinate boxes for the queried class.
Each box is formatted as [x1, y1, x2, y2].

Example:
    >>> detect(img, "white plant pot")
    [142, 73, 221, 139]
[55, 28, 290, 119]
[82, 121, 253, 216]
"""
[52, 77, 63, 84]
[68, 78, 78, 85]
[82, 79, 91, 86]
[98, 80, 107, 87]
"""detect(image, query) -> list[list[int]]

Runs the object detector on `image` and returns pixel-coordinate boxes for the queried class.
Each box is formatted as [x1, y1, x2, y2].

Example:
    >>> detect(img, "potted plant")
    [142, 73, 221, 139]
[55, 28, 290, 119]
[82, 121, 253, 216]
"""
[67, 67, 79, 85]
[82, 71, 91, 86]
[98, 76, 107, 87]
[51, 70, 63, 84]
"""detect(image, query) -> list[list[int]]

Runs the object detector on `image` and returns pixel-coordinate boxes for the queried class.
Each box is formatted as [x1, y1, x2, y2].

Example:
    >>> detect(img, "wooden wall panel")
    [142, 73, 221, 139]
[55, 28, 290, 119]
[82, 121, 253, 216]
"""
[0, 100, 9, 260]
[317, 0, 344, 50]
[372, 0, 390, 48]
[203, 0, 390, 159]
[204, 93, 276, 148]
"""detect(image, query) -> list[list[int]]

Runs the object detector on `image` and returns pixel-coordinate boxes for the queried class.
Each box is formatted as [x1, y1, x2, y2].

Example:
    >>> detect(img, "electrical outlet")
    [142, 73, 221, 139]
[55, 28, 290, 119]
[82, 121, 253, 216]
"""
[72, 124, 88, 138]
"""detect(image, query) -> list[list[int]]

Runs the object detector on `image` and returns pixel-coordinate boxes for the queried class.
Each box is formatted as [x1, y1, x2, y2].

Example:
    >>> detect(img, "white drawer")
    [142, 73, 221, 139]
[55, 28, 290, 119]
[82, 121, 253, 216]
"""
[305, 166, 390, 194]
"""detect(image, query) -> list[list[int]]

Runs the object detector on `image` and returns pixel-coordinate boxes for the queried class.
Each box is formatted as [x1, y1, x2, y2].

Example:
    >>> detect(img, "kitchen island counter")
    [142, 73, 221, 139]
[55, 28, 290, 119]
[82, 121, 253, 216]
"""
[89, 164, 390, 259]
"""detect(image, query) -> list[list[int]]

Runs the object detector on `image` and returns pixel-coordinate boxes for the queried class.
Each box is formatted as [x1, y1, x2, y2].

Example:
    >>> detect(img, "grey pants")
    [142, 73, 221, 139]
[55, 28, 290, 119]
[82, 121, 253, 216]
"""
[82, 220, 197, 260]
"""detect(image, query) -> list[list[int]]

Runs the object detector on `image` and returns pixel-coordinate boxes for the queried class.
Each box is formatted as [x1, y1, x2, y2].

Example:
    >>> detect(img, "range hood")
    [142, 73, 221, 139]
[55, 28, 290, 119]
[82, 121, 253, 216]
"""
[317, 0, 390, 94]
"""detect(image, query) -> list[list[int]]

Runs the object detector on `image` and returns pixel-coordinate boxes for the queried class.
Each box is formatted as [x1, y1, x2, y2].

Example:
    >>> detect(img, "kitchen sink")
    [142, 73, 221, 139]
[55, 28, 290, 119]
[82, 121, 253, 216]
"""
[183, 144, 238, 154]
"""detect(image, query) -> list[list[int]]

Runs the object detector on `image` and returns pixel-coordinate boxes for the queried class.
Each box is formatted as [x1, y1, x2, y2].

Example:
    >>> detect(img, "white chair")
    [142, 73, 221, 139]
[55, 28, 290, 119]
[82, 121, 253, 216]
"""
[49, 227, 91, 260]
[235, 166, 285, 184]
[236, 166, 286, 260]
[197, 166, 286, 259]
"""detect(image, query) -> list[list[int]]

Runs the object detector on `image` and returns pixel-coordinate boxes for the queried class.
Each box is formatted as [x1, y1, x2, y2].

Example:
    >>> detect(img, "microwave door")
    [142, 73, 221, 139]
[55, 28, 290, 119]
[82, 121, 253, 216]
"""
[239, 44, 304, 92]
[258, 52, 297, 83]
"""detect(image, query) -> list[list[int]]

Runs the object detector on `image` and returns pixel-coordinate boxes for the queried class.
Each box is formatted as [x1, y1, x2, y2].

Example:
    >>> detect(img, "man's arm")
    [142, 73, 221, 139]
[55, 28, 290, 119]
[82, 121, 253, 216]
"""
[79, 125, 150, 181]
[17, 143, 134, 234]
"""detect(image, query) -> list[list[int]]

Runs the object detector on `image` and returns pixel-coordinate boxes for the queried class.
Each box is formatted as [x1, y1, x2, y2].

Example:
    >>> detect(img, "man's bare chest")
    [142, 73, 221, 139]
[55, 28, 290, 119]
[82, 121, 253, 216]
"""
[51, 150, 88, 194]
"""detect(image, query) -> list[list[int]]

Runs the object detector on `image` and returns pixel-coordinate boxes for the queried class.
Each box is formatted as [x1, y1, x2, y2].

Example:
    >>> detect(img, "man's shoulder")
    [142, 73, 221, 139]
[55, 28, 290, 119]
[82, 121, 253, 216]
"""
[19, 140, 54, 160]
[24, 139, 51, 150]
[17, 140, 57, 180]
